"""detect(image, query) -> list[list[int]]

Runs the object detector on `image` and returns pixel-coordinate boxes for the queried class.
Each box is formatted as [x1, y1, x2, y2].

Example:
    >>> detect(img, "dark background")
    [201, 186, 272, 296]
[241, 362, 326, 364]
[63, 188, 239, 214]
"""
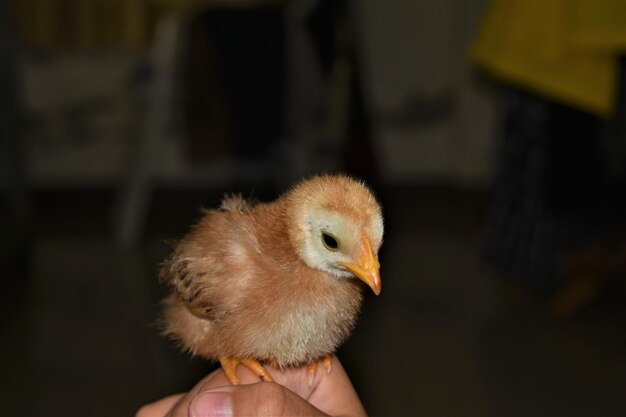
[2, 1, 626, 416]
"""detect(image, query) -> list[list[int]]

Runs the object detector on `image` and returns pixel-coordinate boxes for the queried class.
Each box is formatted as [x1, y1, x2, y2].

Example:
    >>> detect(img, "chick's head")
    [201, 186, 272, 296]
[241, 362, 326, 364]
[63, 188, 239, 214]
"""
[286, 175, 383, 294]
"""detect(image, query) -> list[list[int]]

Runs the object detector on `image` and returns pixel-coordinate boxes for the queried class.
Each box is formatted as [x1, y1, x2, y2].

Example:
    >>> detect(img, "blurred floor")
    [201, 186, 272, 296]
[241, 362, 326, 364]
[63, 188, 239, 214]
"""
[1, 185, 626, 417]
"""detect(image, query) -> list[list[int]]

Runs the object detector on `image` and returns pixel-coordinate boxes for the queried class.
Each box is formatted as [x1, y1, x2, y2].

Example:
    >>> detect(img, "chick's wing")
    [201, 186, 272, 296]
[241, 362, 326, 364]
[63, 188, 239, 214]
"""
[160, 196, 258, 320]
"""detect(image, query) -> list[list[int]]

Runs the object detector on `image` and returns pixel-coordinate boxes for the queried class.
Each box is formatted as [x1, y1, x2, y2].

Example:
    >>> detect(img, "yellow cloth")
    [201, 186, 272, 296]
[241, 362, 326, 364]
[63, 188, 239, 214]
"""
[471, 0, 626, 117]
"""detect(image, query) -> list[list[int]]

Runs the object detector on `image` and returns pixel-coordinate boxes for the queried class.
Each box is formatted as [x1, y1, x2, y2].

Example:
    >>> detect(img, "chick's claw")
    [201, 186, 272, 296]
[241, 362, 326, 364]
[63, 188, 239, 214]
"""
[241, 358, 274, 382]
[219, 357, 273, 385]
[306, 355, 333, 387]
[307, 361, 317, 387]
[322, 354, 332, 374]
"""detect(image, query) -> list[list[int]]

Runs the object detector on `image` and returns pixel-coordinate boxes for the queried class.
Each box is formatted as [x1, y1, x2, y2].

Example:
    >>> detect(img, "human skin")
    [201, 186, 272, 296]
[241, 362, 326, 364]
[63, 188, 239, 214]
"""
[136, 355, 368, 417]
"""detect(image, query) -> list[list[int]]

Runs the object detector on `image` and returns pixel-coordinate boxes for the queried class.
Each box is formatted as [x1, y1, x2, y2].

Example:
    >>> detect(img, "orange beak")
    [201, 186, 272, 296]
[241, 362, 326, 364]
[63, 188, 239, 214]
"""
[339, 235, 381, 295]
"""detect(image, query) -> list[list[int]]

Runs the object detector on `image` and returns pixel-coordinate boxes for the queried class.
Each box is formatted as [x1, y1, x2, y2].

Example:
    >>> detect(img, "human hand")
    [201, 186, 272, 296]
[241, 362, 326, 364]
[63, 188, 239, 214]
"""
[136, 355, 367, 417]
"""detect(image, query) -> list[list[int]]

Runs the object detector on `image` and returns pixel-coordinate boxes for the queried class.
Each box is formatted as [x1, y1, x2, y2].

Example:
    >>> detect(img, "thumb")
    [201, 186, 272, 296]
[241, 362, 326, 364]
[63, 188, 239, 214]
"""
[189, 382, 330, 417]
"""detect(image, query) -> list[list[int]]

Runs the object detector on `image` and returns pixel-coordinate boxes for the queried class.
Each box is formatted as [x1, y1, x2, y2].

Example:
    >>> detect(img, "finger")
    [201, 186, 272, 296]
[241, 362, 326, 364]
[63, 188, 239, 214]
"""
[164, 370, 227, 417]
[307, 358, 367, 417]
[189, 382, 329, 417]
[191, 362, 317, 400]
[136, 394, 184, 417]
[166, 356, 366, 417]
[164, 365, 310, 417]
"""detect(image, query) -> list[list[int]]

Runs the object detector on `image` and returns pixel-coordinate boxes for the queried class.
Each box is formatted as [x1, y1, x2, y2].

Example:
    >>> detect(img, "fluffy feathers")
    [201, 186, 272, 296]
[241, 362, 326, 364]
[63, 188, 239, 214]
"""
[160, 174, 383, 369]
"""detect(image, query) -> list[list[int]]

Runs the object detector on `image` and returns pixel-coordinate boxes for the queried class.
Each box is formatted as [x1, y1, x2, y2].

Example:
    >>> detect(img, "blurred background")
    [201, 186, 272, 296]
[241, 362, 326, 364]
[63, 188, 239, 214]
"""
[2, 0, 626, 416]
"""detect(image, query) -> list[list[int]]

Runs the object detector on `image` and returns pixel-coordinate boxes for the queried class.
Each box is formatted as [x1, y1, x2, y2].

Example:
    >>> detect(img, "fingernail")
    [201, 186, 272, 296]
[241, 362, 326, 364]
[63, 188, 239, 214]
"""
[190, 390, 233, 417]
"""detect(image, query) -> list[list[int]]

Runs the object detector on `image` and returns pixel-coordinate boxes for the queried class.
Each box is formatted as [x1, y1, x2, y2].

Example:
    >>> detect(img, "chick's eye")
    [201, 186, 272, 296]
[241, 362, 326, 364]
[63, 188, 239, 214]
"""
[322, 232, 340, 251]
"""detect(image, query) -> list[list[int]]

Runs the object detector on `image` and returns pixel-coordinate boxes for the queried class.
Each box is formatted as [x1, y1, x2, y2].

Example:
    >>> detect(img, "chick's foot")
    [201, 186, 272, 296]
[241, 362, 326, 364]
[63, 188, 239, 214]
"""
[307, 355, 333, 387]
[219, 356, 273, 385]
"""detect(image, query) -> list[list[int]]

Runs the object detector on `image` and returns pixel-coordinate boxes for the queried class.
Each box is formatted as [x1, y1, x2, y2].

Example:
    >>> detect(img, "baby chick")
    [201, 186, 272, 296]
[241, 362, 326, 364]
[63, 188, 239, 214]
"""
[160, 174, 383, 385]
